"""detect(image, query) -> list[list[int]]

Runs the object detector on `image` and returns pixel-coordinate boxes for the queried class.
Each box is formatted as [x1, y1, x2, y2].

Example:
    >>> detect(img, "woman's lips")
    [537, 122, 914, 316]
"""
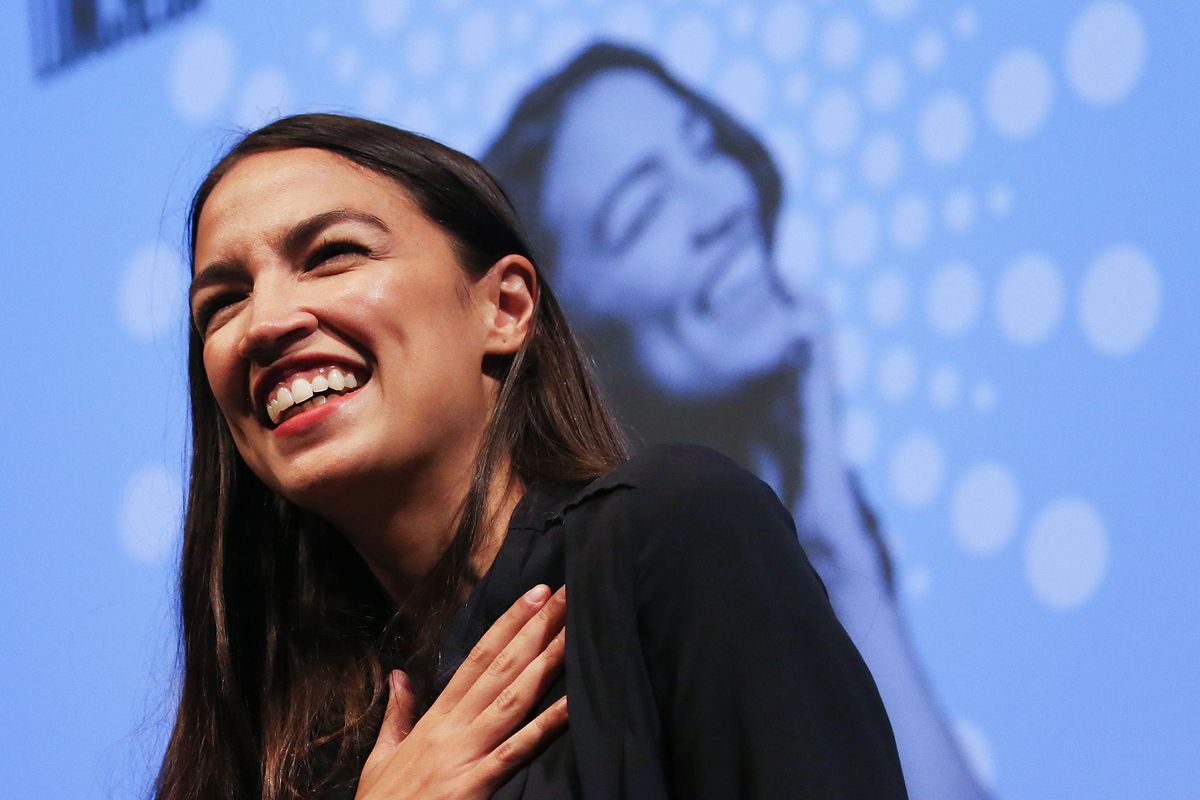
[265, 366, 362, 426]
[270, 384, 361, 438]
[695, 228, 768, 317]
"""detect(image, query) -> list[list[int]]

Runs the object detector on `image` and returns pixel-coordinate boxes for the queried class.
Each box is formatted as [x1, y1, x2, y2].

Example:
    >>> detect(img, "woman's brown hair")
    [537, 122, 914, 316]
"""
[155, 113, 627, 800]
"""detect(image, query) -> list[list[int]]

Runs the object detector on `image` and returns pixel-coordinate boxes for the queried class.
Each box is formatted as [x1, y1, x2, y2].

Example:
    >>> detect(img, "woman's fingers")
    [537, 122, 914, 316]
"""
[456, 585, 566, 719]
[437, 584, 554, 709]
[788, 293, 830, 339]
[475, 694, 570, 786]
[364, 670, 416, 767]
[388, 671, 417, 744]
[356, 590, 568, 800]
[472, 626, 567, 743]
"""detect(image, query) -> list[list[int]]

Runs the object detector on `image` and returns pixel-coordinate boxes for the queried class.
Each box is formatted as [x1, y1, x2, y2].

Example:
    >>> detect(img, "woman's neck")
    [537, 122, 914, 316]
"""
[315, 453, 526, 607]
[604, 353, 806, 500]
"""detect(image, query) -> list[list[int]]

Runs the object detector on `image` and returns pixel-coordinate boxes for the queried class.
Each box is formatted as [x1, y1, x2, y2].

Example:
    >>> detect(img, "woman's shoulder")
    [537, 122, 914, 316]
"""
[573, 442, 776, 509]
[560, 443, 802, 569]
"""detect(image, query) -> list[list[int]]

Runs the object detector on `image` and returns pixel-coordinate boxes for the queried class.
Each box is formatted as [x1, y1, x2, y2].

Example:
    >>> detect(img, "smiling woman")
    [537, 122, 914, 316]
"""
[191, 147, 525, 579]
[157, 113, 907, 800]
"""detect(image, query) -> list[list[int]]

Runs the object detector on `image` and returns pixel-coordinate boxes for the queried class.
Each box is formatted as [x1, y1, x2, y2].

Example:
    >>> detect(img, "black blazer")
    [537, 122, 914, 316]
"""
[421, 443, 908, 799]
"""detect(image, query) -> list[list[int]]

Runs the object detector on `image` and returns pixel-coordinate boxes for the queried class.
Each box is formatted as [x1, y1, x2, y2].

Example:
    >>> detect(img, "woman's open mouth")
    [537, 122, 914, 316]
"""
[691, 206, 773, 317]
[265, 366, 364, 427]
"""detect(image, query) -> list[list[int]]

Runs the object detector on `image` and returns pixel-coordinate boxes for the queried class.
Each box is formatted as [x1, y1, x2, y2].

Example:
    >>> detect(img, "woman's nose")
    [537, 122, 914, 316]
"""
[678, 153, 745, 250]
[678, 135, 727, 190]
[236, 289, 318, 361]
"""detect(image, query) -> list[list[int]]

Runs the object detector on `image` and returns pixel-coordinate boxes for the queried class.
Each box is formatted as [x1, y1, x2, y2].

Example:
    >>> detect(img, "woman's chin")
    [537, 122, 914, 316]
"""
[262, 459, 366, 519]
[638, 341, 781, 399]
[643, 323, 796, 398]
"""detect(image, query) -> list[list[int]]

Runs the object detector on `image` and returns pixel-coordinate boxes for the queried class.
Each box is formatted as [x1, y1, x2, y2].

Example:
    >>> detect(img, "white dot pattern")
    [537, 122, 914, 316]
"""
[1025, 498, 1109, 610]
[1065, 1, 1146, 105]
[168, 26, 236, 122]
[918, 91, 974, 165]
[117, 243, 184, 342]
[926, 261, 982, 336]
[996, 253, 1065, 346]
[986, 48, 1055, 139]
[1079, 244, 1161, 356]
[888, 432, 946, 508]
[118, 465, 182, 564]
[952, 462, 1022, 557]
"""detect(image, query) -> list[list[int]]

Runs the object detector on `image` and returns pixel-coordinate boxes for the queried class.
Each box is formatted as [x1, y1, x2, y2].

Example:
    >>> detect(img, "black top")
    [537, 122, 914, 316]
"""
[429, 443, 907, 799]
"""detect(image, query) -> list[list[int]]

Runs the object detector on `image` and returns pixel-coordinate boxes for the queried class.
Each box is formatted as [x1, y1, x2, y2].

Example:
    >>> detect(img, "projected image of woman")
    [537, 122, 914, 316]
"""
[485, 43, 988, 800]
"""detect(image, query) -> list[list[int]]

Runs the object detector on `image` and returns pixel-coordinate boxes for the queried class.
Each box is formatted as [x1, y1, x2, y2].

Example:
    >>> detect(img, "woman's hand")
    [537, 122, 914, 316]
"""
[355, 584, 568, 800]
[791, 301, 893, 597]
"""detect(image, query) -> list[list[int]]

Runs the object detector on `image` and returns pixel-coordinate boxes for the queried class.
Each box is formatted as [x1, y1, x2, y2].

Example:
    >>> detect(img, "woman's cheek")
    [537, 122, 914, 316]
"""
[202, 338, 239, 407]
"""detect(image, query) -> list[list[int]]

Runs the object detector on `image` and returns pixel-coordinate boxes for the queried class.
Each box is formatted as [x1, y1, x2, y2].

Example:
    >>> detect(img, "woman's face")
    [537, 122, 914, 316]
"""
[539, 69, 799, 397]
[191, 148, 505, 513]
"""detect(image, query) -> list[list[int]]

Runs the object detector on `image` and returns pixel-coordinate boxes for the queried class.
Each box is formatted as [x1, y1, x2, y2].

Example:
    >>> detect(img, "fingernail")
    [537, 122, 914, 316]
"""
[391, 670, 408, 691]
[525, 584, 550, 603]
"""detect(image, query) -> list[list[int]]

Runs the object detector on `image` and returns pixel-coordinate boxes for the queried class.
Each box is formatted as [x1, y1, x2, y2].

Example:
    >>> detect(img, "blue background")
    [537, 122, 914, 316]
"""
[1, 1, 1196, 797]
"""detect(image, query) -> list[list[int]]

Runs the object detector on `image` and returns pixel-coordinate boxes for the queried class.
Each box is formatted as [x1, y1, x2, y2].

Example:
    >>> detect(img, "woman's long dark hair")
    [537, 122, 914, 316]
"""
[156, 113, 628, 800]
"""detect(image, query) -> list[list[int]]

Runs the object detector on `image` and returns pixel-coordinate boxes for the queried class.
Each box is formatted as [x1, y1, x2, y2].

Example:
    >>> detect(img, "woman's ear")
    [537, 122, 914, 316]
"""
[481, 254, 539, 355]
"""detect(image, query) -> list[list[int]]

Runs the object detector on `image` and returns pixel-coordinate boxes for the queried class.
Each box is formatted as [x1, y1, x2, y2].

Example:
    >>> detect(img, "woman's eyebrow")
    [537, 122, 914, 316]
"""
[590, 156, 659, 249]
[189, 259, 245, 303]
[190, 209, 391, 301]
[279, 208, 390, 257]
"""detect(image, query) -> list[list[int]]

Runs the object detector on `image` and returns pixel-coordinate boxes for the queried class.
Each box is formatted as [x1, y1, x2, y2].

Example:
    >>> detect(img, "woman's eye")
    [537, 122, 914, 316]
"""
[683, 108, 718, 156]
[306, 240, 369, 270]
[595, 165, 667, 254]
[194, 293, 243, 334]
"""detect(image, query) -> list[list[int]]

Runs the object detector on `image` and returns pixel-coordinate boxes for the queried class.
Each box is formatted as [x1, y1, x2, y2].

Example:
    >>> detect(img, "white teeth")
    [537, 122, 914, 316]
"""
[291, 377, 314, 403]
[265, 367, 361, 425]
[268, 387, 294, 426]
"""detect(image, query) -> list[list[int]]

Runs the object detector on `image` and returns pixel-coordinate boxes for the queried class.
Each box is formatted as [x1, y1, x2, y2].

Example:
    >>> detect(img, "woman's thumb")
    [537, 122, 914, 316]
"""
[379, 670, 417, 749]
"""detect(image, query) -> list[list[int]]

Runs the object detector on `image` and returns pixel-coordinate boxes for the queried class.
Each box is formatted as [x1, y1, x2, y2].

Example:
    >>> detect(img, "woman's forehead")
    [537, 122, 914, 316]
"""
[541, 70, 692, 215]
[564, 69, 692, 146]
[205, 149, 388, 209]
[196, 149, 411, 248]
